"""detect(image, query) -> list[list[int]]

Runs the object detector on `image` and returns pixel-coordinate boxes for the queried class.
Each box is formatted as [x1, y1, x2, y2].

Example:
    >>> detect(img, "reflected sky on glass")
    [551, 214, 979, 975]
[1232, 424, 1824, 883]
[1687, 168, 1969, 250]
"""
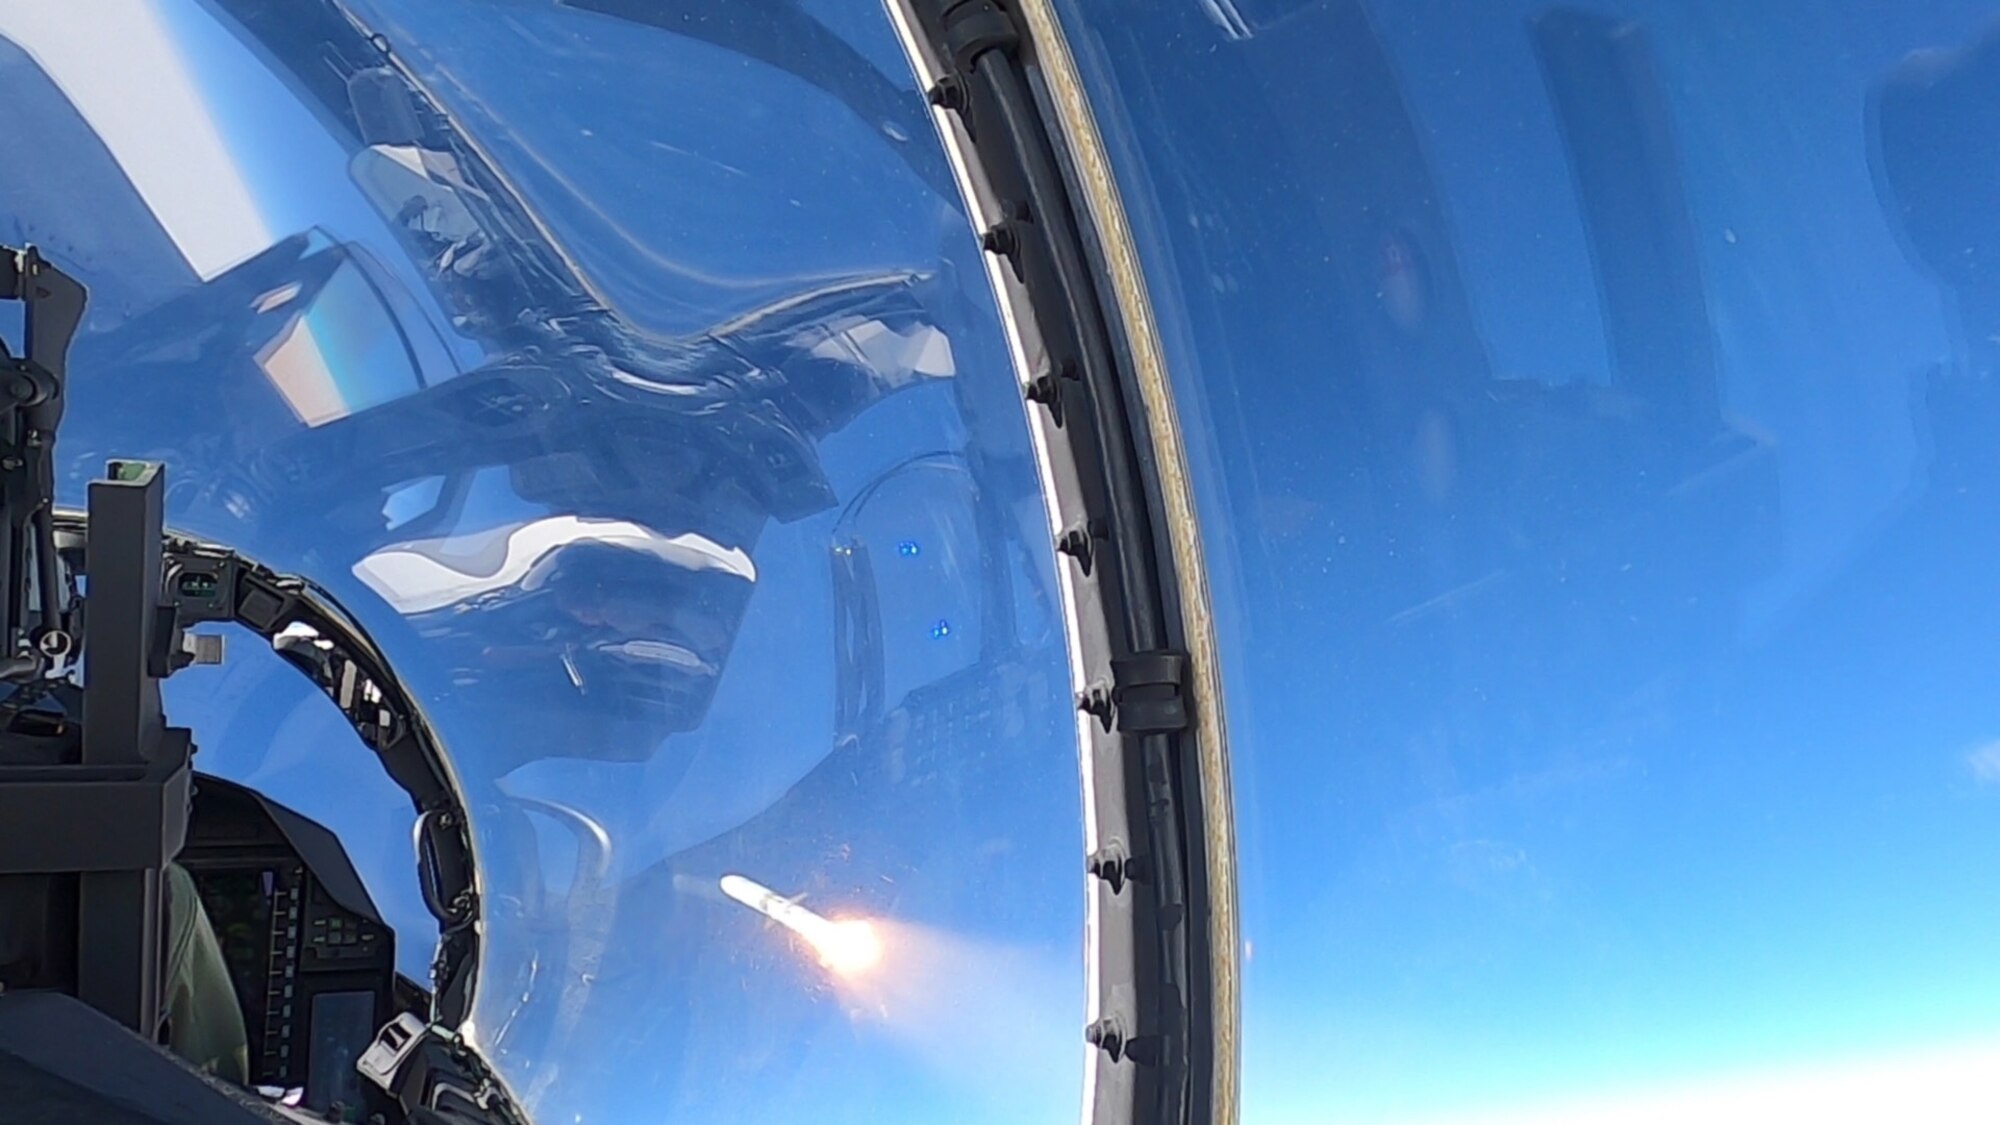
[1053, 0, 2000, 1121]
[0, 2, 1084, 1123]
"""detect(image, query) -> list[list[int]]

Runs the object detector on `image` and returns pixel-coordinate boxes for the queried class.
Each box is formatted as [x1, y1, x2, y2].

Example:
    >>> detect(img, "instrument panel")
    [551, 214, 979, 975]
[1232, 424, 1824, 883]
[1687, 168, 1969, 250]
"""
[181, 775, 401, 1124]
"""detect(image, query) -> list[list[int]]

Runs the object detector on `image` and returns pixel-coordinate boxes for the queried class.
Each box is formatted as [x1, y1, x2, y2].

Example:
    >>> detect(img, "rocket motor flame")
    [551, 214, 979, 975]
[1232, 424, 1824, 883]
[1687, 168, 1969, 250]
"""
[719, 873, 884, 977]
[812, 918, 885, 976]
[716, 874, 1080, 1109]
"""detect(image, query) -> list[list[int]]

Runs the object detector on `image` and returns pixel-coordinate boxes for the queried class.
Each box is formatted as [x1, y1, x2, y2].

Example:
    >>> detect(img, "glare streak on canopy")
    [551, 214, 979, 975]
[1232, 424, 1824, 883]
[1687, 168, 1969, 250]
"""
[0, 0, 274, 280]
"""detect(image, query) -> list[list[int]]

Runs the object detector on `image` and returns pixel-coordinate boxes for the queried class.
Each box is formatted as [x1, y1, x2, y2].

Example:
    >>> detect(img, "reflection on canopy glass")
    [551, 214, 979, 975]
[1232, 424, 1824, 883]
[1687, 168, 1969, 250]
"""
[1, 2, 1087, 1123]
[255, 247, 448, 428]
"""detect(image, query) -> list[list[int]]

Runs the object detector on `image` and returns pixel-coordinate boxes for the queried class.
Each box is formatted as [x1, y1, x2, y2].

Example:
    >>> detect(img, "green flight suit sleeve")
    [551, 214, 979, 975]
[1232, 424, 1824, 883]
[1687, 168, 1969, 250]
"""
[164, 862, 250, 1086]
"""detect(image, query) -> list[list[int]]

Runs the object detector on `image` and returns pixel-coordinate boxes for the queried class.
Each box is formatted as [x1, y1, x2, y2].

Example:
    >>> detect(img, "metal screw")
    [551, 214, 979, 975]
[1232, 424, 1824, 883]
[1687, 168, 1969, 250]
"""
[980, 221, 1018, 258]
[1024, 373, 1065, 426]
[1056, 521, 1097, 575]
[1085, 1017, 1126, 1061]
[926, 75, 966, 112]
[1077, 682, 1113, 730]
[1087, 845, 1135, 894]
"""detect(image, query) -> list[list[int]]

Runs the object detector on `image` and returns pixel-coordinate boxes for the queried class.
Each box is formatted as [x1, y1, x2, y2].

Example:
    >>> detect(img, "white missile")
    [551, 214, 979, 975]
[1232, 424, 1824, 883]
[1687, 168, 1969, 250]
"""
[720, 873, 884, 976]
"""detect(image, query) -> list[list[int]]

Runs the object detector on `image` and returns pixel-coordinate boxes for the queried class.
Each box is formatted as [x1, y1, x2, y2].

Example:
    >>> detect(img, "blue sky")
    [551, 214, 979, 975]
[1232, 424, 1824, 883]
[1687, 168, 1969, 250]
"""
[1059, 0, 2000, 1120]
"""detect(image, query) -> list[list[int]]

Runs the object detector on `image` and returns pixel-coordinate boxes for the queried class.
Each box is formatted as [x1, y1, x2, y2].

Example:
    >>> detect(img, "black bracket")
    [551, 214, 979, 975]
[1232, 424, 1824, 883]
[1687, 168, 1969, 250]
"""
[1110, 650, 1190, 734]
[1076, 650, 1189, 733]
[938, 0, 1019, 74]
[0, 460, 193, 1038]
[0, 246, 84, 678]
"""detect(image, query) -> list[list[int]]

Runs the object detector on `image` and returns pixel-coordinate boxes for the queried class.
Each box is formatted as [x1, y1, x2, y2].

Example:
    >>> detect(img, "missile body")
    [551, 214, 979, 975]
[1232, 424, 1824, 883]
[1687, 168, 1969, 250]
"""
[720, 873, 883, 975]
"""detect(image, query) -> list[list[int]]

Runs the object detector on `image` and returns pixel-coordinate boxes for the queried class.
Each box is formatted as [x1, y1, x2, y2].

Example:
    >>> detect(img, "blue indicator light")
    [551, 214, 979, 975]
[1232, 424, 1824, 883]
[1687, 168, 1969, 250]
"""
[930, 619, 952, 640]
[898, 540, 921, 558]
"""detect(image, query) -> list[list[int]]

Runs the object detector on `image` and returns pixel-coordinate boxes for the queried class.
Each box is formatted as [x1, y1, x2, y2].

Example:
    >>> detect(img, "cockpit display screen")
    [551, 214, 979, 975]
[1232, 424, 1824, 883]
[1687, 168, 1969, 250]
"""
[191, 868, 278, 1055]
